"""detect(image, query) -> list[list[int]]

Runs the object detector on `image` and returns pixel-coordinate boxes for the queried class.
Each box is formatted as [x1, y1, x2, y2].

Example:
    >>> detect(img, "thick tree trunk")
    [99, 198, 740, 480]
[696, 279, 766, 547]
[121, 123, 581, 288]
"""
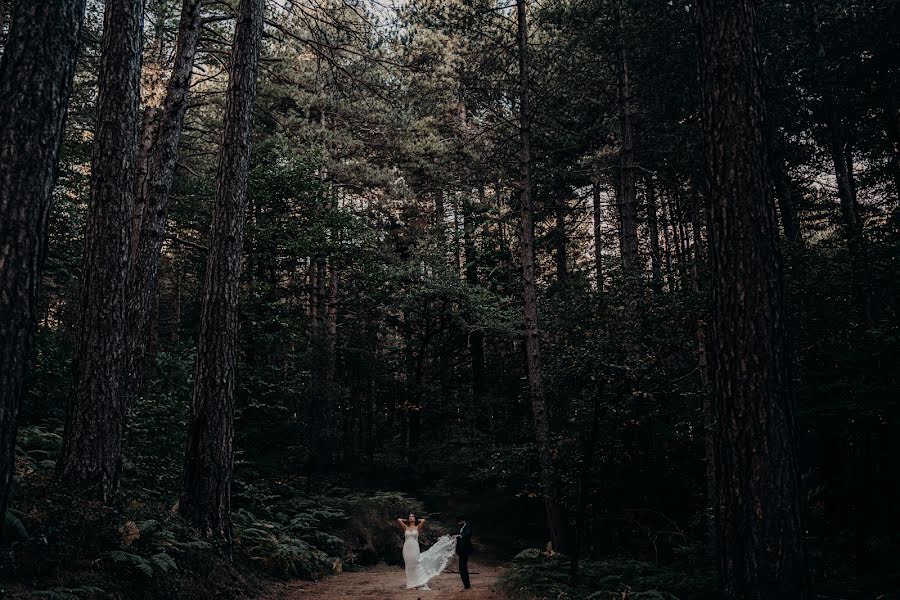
[125, 0, 203, 410]
[58, 0, 143, 500]
[179, 0, 263, 540]
[645, 176, 662, 285]
[0, 0, 86, 524]
[516, 0, 567, 554]
[696, 1, 810, 598]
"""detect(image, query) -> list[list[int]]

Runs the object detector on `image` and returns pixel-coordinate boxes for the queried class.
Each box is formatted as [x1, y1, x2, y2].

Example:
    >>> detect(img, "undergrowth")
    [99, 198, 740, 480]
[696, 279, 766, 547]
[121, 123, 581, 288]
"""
[499, 548, 716, 600]
[0, 424, 429, 599]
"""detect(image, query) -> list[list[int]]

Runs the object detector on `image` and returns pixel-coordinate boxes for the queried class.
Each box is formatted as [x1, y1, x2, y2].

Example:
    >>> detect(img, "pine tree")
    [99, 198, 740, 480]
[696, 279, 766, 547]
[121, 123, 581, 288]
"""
[697, 0, 810, 596]
[179, 0, 264, 540]
[58, 0, 144, 501]
[0, 0, 87, 524]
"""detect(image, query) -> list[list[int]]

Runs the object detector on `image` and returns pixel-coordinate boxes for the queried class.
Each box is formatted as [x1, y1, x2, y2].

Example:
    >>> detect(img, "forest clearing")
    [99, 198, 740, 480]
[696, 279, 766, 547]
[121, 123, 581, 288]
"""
[260, 560, 508, 600]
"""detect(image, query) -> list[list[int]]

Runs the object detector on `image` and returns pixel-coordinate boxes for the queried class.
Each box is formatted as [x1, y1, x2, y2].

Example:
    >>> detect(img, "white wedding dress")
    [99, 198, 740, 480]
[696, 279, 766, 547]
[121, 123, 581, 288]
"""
[402, 528, 457, 589]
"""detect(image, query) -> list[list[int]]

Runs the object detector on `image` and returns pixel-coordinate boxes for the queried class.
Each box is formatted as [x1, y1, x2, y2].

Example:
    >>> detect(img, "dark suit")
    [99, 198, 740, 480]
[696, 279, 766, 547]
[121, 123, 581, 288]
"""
[456, 523, 473, 588]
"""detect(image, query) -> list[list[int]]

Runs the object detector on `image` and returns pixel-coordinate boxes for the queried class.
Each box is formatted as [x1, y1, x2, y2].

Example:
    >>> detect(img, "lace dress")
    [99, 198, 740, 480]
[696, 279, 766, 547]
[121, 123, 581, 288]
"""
[402, 528, 457, 589]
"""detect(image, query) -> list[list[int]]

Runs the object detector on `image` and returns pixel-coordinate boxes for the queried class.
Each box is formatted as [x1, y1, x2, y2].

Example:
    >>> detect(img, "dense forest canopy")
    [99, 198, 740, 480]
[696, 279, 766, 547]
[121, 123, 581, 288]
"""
[0, 0, 898, 599]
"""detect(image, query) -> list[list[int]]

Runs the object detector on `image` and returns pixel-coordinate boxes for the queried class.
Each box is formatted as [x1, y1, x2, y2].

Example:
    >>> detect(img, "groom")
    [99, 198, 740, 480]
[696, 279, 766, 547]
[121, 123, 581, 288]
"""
[455, 515, 473, 589]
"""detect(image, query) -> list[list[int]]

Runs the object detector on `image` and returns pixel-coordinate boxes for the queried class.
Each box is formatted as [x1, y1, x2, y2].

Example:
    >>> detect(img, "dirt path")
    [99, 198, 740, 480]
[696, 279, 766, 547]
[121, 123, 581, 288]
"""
[261, 558, 509, 600]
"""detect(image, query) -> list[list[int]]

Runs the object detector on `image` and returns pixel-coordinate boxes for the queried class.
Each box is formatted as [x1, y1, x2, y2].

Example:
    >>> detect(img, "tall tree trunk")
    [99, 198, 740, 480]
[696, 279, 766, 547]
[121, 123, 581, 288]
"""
[179, 0, 263, 540]
[58, 0, 143, 500]
[308, 255, 339, 475]
[591, 168, 604, 290]
[516, 0, 567, 554]
[768, 126, 800, 241]
[463, 190, 485, 398]
[0, 0, 86, 524]
[131, 12, 167, 259]
[125, 0, 203, 411]
[660, 195, 676, 290]
[615, 2, 638, 270]
[554, 193, 568, 285]
[645, 175, 662, 285]
[671, 207, 686, 283]
[696, 1, 810, 597]
[691, 188, 715, 555]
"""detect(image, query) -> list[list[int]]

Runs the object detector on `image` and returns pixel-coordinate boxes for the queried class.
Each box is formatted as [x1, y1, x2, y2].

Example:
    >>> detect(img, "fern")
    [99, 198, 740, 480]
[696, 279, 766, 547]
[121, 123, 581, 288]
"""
[106, 549, 177, 578]
[3, 510, 29, 542]
[28, 587, 111, 600]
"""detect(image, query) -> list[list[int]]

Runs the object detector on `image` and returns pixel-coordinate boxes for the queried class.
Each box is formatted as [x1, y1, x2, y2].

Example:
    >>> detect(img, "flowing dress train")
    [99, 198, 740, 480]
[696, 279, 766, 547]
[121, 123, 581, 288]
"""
[402, 528, 457, 589]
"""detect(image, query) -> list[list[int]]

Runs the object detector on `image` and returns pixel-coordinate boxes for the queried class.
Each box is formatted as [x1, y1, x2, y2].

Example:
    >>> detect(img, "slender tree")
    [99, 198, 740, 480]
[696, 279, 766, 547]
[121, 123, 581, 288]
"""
[179, 0, 264, 540]
[696, 0, 810, 597]
[58, 0, 144, 500]
[126, 0, 204, 409]
[591, 164, 604, 290]
[807, 1, 872, 328]
[0, 0, 87, 523]
[516, 0, 567, 554]
[645, 176, 662, 285]
[463, 189, 485, 397]
[615, 1, 638, 269]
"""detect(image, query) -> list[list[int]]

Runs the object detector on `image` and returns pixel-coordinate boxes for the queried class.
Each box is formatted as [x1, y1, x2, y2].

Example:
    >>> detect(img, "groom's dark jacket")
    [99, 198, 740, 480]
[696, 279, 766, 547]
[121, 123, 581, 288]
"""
[456, 523, 473, 556]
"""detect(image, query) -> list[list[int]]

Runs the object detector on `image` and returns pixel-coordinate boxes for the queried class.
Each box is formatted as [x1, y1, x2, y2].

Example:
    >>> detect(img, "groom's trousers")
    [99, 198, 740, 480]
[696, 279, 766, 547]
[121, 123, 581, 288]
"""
[458, 554, 471, 589]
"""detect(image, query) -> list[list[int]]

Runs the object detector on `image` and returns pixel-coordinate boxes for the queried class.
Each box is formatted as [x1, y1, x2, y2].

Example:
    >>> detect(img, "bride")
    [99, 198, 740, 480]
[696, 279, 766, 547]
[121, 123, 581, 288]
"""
[396, 513, 457, 590]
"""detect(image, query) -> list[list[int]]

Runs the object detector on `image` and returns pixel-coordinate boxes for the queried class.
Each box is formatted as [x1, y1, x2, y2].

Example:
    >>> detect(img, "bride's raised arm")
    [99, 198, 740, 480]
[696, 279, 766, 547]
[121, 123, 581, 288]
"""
[416, 518, 426, 530]
[396, 517, 407, 529]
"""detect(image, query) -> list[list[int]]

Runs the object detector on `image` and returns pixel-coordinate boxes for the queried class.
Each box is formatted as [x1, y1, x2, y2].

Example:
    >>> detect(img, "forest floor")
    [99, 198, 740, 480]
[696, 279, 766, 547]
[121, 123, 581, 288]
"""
[260, 557, 509, 600]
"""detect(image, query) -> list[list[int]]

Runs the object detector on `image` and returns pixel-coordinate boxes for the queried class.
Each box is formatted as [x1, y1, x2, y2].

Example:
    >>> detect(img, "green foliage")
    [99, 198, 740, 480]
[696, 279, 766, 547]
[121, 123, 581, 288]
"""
[233, 508, 333, 579]
[105, 550, 176, 579]
[500, 550, 715, 600]
[3, 511, 29, 543]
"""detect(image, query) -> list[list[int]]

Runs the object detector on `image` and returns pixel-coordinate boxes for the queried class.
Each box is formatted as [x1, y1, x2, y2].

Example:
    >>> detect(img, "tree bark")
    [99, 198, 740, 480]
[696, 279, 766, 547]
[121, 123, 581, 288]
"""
[125, 0, 204, 411]
[0, 0, 86, 524]
[516, 0, 567, 554]
[179, 0, 263, 540]
[58, 0, 144, 500]
[696, 1, 810, 597]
